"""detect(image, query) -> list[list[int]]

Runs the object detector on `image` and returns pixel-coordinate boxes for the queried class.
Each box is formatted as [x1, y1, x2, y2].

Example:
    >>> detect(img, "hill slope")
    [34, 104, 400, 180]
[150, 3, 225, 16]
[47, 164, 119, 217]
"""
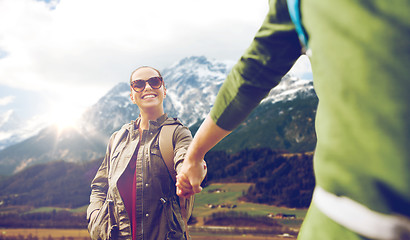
[0, 148, 314, 209]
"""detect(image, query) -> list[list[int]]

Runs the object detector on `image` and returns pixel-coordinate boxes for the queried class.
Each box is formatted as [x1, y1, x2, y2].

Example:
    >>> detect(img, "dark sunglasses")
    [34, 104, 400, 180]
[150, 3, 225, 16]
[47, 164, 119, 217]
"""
[130, 76, 163, 92]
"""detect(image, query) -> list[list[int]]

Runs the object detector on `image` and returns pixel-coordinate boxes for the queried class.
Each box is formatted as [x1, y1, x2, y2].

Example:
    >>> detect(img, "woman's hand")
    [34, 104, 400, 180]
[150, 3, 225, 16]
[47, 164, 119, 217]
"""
[176, 160, 207, 198]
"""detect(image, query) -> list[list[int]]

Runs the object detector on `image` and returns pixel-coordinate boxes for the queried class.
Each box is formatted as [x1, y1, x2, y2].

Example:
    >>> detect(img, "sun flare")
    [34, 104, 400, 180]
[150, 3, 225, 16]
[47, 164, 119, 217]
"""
[48, 102, 83, 131]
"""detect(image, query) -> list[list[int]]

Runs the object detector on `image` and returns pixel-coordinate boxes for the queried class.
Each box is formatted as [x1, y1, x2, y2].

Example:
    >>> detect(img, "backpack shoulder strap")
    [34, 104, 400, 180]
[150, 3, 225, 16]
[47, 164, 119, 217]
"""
[287, 0, 309, 47]
[159, 124, 179, 182]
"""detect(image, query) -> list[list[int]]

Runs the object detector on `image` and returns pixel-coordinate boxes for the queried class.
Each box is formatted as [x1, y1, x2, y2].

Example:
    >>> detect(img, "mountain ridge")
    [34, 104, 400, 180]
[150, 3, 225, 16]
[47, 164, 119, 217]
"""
[0, 55, 316, 175]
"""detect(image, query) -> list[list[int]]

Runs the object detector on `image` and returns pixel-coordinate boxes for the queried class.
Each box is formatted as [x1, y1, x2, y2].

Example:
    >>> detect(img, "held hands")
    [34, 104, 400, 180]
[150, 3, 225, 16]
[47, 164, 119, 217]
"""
[176, 115, 231, 198]
[176, 159, 207, 198]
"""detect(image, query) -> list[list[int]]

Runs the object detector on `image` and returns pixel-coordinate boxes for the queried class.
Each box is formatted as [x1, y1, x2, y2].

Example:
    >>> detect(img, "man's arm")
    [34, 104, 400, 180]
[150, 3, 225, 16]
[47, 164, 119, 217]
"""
[177, 0, 302, 197]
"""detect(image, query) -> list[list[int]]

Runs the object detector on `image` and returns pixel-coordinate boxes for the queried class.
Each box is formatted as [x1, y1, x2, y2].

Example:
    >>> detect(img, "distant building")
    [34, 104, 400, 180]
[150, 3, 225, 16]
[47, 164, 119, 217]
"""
[268, 213, 296, 219]
[208, 189, 226, 193]
[206, 203, 237, 209]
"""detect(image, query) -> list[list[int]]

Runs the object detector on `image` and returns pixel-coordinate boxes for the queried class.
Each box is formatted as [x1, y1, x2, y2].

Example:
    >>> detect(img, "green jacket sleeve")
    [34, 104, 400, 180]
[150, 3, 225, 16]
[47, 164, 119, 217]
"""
[210, 0, 302, 131]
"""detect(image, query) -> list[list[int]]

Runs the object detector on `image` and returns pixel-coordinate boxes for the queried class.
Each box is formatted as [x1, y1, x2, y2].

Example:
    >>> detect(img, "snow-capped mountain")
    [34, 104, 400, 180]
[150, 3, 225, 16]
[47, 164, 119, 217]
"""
[81, 54, 313, 135]
[263, 55, 314, 104]
[0, 55, 316, 175]
[263, 74, 315, 105]
[80, 56, 234, 136]
[162, 56, 235, 126]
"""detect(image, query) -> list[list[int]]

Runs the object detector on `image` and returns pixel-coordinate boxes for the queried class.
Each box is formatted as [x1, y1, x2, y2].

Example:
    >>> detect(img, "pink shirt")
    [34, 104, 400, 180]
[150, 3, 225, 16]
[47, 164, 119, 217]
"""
[117, 146, 139, 240]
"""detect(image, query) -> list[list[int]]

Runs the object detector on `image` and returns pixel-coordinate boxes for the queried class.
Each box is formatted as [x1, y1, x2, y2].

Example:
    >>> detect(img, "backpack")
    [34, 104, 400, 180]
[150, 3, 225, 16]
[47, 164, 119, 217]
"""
[159, 124, 195, 236]
[287, 0, 309, 47]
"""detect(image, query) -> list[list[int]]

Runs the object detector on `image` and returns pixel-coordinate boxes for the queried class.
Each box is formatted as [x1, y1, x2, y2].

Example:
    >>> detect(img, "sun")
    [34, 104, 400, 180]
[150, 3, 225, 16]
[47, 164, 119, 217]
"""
[48, 102, 83, 131]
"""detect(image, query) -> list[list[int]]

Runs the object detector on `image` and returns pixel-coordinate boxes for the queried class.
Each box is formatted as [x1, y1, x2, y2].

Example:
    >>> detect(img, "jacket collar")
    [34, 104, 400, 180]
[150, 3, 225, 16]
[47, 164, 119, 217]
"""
[127, 113, 169, 140]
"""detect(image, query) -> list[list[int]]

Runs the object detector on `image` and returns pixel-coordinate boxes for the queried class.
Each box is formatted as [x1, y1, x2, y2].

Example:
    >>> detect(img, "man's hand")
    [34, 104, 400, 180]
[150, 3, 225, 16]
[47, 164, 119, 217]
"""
[176, 115, 231, 198]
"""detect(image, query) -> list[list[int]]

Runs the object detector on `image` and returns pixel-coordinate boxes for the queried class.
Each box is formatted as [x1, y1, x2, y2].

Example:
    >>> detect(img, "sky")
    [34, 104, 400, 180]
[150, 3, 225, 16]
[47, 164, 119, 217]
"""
[0, 0, 269, 131]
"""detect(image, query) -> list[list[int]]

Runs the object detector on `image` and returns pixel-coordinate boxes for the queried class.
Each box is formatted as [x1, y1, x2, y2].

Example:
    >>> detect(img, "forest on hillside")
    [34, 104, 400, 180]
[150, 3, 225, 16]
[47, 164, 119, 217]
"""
[0, 148, 314, 209]
[0, 148, 314, 228]
[204, 149, 314, 208]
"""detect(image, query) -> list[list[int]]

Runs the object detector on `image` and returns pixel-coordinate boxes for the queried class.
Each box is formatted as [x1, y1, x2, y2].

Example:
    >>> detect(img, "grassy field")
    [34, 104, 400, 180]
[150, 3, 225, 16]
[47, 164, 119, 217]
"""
[0, 228, 90, 239]
[25, 206, 88, 214]
[0, 183, 304, 239]
[193, 183, 306, 228]
[0, 229, 294, 240]
[3, 183, 307, 221]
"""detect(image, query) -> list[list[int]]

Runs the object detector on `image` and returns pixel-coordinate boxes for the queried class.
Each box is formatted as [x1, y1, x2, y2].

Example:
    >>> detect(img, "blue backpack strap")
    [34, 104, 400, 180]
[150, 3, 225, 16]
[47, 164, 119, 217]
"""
[287, 0, 309, 47]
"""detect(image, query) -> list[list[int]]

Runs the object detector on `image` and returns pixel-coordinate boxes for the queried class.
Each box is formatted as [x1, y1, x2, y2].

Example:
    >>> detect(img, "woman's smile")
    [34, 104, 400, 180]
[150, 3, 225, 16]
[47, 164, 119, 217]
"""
[141, 93, 157, 99]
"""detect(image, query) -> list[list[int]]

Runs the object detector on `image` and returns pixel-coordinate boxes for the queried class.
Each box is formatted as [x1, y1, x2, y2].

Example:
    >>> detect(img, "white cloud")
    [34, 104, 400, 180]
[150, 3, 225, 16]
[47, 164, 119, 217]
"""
[0, 0, 267, 119]
[0, 109, 14, 127]
[0, 96, 15, 106]
[287, 55, 312, 77]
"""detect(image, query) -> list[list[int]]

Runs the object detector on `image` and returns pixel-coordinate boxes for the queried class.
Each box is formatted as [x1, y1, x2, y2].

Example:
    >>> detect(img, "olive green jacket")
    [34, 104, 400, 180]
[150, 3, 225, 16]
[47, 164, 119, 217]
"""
[210, 0, 410, 239]
[87, 114, 192, 240]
